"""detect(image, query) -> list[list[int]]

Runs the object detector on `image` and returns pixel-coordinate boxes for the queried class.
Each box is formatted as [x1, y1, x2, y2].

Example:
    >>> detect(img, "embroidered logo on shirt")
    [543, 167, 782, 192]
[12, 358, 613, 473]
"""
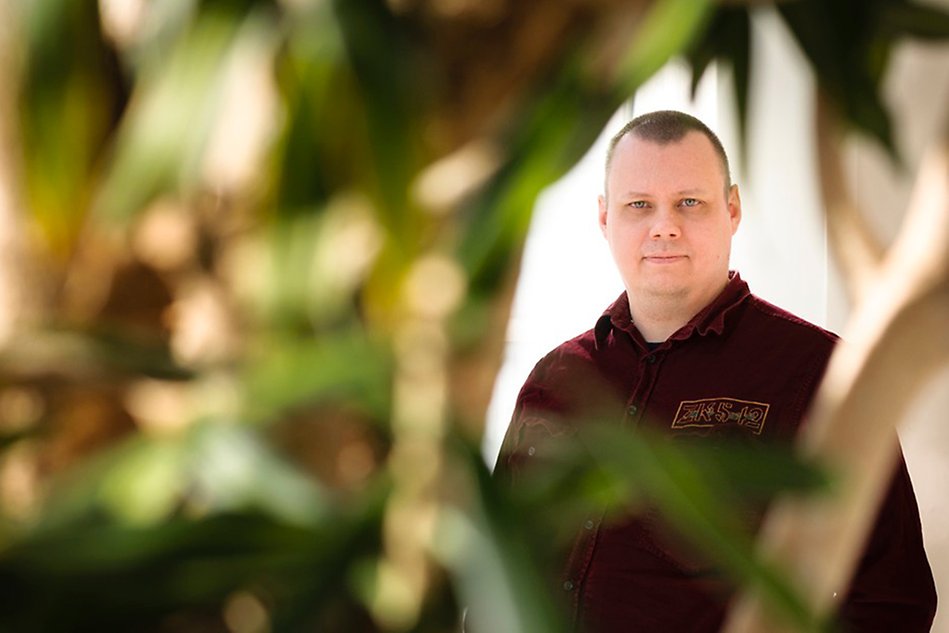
[671, 398, 770, 435]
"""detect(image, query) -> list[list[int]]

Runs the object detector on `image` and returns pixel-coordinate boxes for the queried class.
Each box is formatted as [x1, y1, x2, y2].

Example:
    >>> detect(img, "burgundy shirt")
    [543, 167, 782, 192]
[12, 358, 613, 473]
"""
[496, 273, 936, 632]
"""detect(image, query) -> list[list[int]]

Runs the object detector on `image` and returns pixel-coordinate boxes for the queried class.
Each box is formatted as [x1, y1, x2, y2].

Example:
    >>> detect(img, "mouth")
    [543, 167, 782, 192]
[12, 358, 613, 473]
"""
[643, 254, 687, 264]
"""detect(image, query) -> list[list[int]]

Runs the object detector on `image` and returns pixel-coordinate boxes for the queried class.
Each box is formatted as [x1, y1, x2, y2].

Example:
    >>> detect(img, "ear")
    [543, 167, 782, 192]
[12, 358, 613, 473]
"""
[727, 184, 742, 234]
[598, 194, 608, 237]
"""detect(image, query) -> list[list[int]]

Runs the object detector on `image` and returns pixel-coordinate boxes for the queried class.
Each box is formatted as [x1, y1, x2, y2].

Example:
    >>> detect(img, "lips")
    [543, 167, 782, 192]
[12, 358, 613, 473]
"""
[643, 254, 687, 263]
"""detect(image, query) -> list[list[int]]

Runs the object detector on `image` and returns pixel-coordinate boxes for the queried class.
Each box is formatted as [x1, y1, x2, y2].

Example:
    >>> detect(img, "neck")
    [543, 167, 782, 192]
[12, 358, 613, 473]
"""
[627, 278, 730, 343]
[628, 296, 696, 343]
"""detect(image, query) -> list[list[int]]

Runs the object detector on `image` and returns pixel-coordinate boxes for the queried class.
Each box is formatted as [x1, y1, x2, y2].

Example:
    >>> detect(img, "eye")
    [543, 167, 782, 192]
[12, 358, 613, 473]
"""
[680, 198, 700, 208]
[628, 200, 648, 209]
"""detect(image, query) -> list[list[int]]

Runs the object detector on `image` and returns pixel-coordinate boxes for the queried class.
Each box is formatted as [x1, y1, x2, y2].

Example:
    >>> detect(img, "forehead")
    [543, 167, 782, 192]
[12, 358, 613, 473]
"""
[607, 131, 726, 193]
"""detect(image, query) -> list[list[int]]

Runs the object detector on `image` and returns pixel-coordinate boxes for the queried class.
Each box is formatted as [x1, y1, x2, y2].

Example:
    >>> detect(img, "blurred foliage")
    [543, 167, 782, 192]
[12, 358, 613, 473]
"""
[0, 0, 946, 631]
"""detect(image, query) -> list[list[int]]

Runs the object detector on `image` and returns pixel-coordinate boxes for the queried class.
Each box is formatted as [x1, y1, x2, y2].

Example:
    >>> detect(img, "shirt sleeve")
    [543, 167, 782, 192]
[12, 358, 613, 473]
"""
[493, 354, 568, 488]
[837, 449, 937, 632]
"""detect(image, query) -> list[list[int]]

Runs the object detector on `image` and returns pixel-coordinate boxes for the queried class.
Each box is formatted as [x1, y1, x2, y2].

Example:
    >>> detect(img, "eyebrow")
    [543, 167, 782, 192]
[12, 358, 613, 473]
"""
[620, 189, 709, 198]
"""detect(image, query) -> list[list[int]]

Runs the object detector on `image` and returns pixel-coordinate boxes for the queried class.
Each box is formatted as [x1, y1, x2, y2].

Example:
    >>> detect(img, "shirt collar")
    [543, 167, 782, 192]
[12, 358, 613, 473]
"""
[594, 271, 751, 349]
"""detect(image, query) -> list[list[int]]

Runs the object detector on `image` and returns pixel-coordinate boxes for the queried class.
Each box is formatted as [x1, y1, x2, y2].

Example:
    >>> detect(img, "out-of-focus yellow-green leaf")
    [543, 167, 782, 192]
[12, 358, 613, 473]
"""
[0, 504, 384, 632]
[95, 9, 265, 220]
[243, 330, 392, 423]
[186, 421, 329, 525]
[618, 0, 713, 91]
[20, 0, 124, 256]
[433, 442, 571, 633]
[578, 423, 830, 632]
[98, 437, 187, 525]
[34, 419, 329, 533]
[270, 0, 366, 214]
[330, 0, 425, 242]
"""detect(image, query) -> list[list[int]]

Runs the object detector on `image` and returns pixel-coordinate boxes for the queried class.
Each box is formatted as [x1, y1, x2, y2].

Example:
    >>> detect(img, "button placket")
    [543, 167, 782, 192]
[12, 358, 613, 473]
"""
[627, 348, 662, 428]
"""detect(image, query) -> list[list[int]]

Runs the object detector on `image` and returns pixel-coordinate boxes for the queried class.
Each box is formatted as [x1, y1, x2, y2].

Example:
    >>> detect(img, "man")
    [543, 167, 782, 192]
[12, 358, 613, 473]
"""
[495, 110, 936, 632]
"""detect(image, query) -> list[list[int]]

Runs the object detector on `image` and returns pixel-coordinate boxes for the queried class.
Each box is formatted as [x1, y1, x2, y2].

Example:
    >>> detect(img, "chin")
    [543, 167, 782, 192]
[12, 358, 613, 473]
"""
[637, 281, 690, 300]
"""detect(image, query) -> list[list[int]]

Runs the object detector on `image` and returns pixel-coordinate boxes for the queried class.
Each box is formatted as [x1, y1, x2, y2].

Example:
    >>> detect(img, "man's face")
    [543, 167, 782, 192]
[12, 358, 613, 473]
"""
[598, 131, 741, 312]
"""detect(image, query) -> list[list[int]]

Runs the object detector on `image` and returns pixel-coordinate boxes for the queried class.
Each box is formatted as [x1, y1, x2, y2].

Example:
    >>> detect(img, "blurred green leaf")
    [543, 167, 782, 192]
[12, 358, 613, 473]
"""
[96, 8, 271, 220]
[495, 417, 832, 631]
[187, 421, 330, 524]
[457, 67, 620, 292]
[618, 0, 714, 91]
[434, 440, 571, 633]
[244, 329, 392, 423]
[777, 0, 896, 157]
[98, 437, 188, 525]
[20, 0, 125, 255]
[0, 502, 384, 633]
[331, 0, 424, 242]
[270, 1, 366, 214]
[686, 8, 751, 167]
[35, 420, 329, 533]
[578, 424, 830, 632]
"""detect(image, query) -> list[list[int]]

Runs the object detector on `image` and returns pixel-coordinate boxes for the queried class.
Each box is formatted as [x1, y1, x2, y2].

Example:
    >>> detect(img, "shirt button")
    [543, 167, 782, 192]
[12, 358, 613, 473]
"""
[646, 355, 657, 364]
[563, 580, 574, 592]
[584, 519, 595, 530]
[627, 404, 638, 417]
[527, 446, 536, 456]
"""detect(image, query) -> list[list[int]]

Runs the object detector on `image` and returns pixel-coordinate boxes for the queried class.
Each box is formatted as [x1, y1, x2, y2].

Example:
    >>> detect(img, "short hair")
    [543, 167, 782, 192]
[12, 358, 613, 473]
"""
[605, 110, 732, 191]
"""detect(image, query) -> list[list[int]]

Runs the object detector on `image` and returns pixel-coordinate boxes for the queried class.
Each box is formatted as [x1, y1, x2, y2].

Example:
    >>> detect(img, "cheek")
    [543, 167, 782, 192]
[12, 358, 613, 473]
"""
[707, 228, 734, 262]
[610, 218, 643, 240]
[606, 225, 638, 259]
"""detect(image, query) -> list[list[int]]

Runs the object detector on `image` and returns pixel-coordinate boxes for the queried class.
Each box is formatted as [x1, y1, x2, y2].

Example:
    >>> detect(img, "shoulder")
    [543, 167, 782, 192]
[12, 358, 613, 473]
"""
[514, 326, 608, 413]
[742, 294, 839, 350]
[525, 328, 599, 386]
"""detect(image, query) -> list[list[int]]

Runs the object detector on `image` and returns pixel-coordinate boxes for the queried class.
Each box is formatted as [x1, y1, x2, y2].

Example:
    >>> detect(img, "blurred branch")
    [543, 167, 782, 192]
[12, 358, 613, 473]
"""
[815, 91, 885, 303]
[724, 106, 949, 633]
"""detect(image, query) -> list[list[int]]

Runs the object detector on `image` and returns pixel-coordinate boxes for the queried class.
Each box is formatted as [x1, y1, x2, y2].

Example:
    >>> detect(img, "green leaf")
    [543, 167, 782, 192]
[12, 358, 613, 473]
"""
[95, 9, 260, 220]
[457, 66, 621, 292]
[20, 0, 125, 255]
[243, 330, 392, 423]
[98, 438, 188, 525]
[777, 0, 897, 157]
[578, 423, 829, 632]
[331, 0, 424, 242]
[685, 7, 752, 171]
[618, 0, 714, 92]
[185, 422, 329, 525]
[270, 1, 368, 214]
[0, 507, 383, 632]
[434, 441, 571, 633]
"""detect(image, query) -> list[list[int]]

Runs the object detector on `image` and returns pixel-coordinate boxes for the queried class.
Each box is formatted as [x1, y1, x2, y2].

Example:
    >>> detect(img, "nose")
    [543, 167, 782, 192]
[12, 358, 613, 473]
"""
[650, 206, 681, 239]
